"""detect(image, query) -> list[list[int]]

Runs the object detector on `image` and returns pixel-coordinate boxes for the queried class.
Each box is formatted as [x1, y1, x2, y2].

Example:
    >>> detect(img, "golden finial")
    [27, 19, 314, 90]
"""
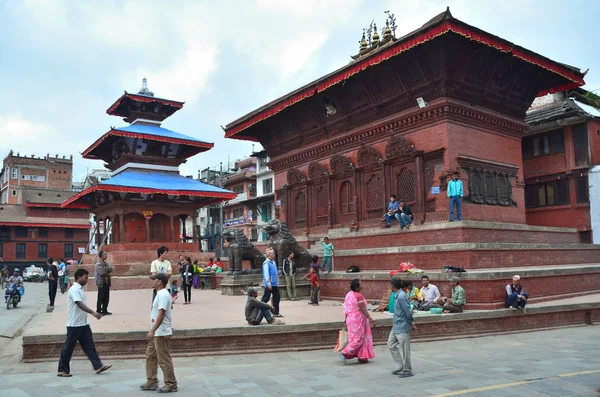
[360, 31, 368, 51]
[383, 19, 392, 40]
[372, 23, 380, 46]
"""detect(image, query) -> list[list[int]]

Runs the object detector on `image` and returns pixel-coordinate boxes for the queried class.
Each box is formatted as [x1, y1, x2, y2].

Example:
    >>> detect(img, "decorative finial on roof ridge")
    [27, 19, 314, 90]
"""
[138, 77, 155, 97]
[359, 31, 367, 52]
[384, 10, 397, 37]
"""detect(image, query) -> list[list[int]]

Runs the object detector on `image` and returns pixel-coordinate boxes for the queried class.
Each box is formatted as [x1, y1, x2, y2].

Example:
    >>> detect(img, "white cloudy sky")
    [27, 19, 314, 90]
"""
[1, 0, 599, 182]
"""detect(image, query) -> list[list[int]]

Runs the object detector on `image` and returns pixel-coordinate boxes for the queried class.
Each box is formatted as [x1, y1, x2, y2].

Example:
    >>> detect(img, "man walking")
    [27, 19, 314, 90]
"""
[47, 257, 59, 307]
[447, 171, 463, 222]
[57, 269, 111, 377]
[262, 248, 283, 317]
[321, 237, 335, 273]
[282, 252, 298, 301]
[387, 278, 415, 378]
[141, 273, 177, 393]
[95, 250, 113, 316]
[151, 246, 172, 303]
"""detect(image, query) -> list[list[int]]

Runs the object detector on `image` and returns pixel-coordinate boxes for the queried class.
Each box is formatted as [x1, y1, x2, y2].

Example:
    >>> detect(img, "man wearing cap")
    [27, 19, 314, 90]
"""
[442, 277, 466, 313]
[505, 275, 528, 312]
[245, 287, 285, 326]
[141, 273, 177, 393]
[261, 248, 283, 317]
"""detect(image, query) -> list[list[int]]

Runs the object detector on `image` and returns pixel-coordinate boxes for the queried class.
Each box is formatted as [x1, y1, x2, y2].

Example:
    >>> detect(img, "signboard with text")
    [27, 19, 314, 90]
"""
[224, 216, 246, 227]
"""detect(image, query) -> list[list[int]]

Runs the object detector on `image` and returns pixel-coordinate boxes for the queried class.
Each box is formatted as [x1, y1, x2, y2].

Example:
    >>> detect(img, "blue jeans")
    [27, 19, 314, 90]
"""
[385, 213, 401, 227]
[449, 196, 462, 221]
[251, 308, 274, 325]
[322, 256, 333, 272]
[505, 292, 528, 309]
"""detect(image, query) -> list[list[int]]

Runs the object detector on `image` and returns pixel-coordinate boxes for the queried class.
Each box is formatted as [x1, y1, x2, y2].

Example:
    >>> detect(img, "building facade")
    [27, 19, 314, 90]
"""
[223, 9, 586, 234]
[249, 150, 275, 241]
[523, 89, 600, 242]
[1, 151, 73, 204]
[222, 157, 258, 240]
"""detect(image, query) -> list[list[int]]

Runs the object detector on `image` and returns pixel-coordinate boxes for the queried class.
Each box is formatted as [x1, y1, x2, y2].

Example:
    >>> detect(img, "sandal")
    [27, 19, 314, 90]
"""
[57, 372, 72, 377]
[95, 365, 112, 374]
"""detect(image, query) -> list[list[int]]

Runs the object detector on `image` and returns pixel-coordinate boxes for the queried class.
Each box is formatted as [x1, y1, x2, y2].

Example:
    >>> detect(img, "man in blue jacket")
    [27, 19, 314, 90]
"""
[261, 248, 283, 318]
[447, 171, 463, 222]
[387, 278, 416, 378]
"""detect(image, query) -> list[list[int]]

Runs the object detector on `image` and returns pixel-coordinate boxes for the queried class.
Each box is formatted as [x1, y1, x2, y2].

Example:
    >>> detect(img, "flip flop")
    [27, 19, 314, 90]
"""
[57, 373, 72, 377]
[95, 365, 112, 374]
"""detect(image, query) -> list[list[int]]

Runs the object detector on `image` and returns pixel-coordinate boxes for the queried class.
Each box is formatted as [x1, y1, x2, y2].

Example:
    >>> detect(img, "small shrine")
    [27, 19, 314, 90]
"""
[64, 79, 236, 245]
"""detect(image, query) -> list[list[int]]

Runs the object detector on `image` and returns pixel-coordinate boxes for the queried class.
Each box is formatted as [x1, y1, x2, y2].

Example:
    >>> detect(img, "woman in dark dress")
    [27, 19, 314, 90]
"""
[181, 256, 194, 304]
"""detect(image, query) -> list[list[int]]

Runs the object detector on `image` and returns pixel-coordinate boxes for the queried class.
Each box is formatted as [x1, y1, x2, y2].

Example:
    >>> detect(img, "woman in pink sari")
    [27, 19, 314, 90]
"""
[340, 278, 375, 363]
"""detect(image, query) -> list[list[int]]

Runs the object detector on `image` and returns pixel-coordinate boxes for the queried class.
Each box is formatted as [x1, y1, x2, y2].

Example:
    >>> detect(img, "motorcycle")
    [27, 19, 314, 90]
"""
[5, 284, 23, 310]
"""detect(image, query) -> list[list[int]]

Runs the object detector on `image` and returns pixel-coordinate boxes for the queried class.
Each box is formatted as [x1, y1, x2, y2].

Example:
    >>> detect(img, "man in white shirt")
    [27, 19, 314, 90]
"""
[151, 246, 172, 303]
[57, 269, 111, 377]
[141, 273, 177, 393]
[418, 275, 441, 311]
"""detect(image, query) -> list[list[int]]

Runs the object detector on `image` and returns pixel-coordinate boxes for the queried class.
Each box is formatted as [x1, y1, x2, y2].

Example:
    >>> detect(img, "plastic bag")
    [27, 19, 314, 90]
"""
[333, 328, 348, 352]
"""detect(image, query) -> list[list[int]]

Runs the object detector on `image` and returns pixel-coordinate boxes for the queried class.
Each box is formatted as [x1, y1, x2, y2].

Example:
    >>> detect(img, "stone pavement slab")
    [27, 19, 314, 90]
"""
[2, 326, 600, 396]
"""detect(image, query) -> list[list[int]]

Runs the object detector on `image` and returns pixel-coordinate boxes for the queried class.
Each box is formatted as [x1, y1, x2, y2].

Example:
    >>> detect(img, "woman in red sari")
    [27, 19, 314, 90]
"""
[340, 278, 376, 363]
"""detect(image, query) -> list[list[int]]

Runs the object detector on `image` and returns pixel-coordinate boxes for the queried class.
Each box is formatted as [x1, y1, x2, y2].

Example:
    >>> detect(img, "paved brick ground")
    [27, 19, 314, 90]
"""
[1, 326, 600, 396]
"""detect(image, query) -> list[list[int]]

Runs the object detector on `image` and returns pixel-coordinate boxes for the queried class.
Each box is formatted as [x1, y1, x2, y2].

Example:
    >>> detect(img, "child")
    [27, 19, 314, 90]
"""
[404, 280, 421, 312]
[310, 255, 323, 301]
[215, 257, 224, 271]
[171, 280, 179, 304]
[304, 267, 320, 306]
[192, 260, 200, 289]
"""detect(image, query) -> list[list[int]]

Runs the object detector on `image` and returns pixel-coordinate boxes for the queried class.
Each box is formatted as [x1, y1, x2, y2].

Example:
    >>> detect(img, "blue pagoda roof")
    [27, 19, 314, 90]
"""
[62, 169, 236, 207]
[82, 124, 213, 160]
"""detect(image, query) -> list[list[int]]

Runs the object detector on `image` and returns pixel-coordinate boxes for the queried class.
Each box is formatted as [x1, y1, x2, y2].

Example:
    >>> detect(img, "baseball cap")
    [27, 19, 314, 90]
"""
[247, 287, 258, 296]
[149, 273, 169, 285]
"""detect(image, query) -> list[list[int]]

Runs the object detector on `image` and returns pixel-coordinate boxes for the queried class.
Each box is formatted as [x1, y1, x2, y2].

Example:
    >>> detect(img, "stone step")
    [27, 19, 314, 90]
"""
[310, 242, 600, 270]
[315, 220, 581, 250]
[317, 263, 600, 310]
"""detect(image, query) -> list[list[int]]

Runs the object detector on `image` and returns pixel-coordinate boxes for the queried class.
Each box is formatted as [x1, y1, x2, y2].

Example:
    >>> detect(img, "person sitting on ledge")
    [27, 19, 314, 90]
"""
[442, 277, 466, 313]
[416, 275, 441, 311]
[397, 199, 413, 230]
[245, 287, 285, 326]
[505, 275, 528, 312]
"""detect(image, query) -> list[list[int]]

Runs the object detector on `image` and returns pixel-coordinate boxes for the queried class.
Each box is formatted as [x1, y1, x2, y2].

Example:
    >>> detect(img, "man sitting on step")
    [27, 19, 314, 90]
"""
[505, 275, 528, 312]
[442, 277, 466, 313]
[245, 287, 285, 326]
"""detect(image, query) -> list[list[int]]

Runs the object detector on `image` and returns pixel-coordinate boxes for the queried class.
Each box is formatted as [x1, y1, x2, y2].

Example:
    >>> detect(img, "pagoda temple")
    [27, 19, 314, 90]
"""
[63, 79, 236, 245]
[223, 8, 587, 232]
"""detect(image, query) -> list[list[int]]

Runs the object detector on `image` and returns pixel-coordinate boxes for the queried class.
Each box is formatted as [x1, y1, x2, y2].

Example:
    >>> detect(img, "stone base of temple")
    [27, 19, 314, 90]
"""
[219, 274, 311, 298]
[21, 288, 600, 362]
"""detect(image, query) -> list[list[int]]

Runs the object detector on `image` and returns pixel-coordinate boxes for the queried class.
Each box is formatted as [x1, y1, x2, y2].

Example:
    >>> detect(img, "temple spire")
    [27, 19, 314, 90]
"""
[138, 77, 154, 97]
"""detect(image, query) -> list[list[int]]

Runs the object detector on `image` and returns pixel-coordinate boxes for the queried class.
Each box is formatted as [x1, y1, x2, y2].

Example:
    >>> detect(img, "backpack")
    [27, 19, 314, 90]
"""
[346, 266, 360, 273]
[443, 266, 467, 273]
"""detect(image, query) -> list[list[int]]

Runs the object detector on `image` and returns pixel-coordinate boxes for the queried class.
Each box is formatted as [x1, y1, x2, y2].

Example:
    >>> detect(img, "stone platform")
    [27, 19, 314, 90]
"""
[21, 289, 600, 362]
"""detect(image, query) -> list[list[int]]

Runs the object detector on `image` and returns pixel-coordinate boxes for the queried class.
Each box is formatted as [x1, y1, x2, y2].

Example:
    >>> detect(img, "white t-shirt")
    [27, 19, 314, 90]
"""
[150, 288, 172, 337]
[150, 259, 172, 275]
[67, 283, 88, 327]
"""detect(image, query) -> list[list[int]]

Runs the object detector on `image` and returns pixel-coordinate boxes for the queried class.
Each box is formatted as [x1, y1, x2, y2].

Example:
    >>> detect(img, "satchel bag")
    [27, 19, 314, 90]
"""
[333, 328, 348, 352]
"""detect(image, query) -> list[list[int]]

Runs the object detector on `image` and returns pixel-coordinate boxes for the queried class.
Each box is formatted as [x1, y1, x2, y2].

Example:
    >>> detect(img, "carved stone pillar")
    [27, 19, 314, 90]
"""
[118, 210, 124, 244]
[170, 216, 176, 243]
[413, 151, 425, 214]
[145, 216, 150, 243]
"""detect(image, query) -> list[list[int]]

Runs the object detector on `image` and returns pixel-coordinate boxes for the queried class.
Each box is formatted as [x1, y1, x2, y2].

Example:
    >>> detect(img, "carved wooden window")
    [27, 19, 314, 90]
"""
[340, 181, 354, 214]
[525, 177, 569, 208]
[295, 191, 306, 225]
[468, 169, 513, 206]
[523, 129, 564, 159]
[366, 175, 384, 219]
[396, 169, 415, 204]
[573, 123, 590, 166]
[316, 187, 329, 217]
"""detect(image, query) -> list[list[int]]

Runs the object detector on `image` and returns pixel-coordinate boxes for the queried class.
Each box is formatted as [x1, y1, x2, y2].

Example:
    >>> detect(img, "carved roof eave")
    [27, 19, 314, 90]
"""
[268, 102, 526, 171]
[458, 155, 519, 175]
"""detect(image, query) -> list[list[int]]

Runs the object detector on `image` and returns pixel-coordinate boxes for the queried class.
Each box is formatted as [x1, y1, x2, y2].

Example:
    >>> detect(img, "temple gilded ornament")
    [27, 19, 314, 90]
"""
[352, 11, 397, 60]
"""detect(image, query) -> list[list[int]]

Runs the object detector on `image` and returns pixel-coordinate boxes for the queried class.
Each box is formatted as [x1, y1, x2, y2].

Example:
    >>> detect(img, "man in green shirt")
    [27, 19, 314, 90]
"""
[443, 277, 466, 313]
[321, 237, 335, 273]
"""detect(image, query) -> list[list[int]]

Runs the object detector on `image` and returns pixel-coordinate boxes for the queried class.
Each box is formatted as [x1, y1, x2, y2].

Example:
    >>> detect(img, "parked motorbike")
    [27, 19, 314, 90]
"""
[5, 284, 23, 310]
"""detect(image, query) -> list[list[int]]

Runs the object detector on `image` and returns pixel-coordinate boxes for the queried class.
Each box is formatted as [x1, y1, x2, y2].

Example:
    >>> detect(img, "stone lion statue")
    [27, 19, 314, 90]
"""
[263, 219, 312, 270]
[223, 229, 265, 274]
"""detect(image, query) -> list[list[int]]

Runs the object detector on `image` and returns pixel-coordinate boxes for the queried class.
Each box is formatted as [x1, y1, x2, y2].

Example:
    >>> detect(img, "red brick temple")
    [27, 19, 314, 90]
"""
[225, 9, 600, 310]
[64, 79, 235, 287]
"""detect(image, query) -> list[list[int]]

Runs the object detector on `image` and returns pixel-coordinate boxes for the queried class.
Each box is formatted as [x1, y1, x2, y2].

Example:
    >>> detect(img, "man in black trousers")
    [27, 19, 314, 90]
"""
[94, 251, 113, 316]
[47, 257, 58, 307]
[57, 268, 111, 377]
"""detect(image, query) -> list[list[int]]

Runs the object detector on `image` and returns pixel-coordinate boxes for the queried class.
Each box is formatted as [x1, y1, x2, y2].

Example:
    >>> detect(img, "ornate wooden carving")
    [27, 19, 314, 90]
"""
[330, 154, 354, 176]
[315, 186, 329, 218]
[396, 168, 416, 204]
[386, 135, 413, 159]
[286, 168, 306, 185]
[308, 161, 329, 181]
[357, 145, 383, 168]
[294, 191, 307, 228]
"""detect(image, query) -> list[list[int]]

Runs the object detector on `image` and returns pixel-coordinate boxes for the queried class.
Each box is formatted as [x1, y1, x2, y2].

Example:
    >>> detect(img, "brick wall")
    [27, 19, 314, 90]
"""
[0, 226, 88, 262]
[526, 205, 591, 232]
[589, 120, 600, 165]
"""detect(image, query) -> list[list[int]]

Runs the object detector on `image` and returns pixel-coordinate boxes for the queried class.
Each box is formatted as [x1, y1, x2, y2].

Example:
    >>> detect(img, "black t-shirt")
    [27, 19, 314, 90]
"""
[400, 204, 413, 218]
[49, 265, 59, 281]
